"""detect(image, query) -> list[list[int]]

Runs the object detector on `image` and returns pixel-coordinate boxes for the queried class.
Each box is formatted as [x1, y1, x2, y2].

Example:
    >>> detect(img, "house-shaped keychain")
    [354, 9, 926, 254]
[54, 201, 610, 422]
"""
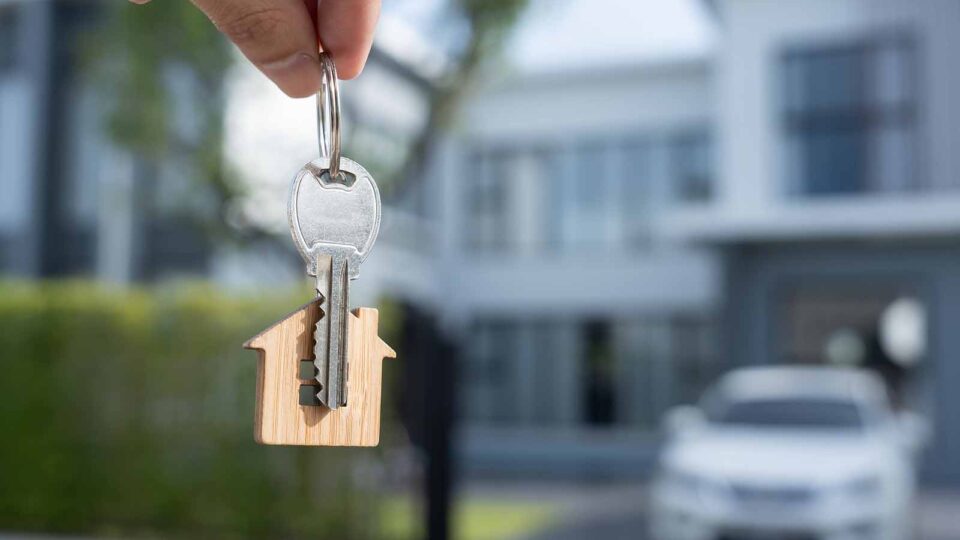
[243, 299, 396, 446]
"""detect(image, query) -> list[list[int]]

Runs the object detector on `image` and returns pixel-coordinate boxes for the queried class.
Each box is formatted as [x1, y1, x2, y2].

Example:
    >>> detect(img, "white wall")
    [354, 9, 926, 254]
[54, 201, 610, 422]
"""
[461, 60, 712, 141]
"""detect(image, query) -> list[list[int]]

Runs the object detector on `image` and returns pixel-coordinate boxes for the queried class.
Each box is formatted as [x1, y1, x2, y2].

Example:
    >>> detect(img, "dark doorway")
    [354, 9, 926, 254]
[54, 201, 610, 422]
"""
[583, 320, 616, 425]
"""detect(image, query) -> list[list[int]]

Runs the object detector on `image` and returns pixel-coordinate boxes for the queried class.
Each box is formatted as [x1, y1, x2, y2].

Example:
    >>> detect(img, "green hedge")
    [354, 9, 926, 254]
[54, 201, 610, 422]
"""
[0, 281, 391, 538]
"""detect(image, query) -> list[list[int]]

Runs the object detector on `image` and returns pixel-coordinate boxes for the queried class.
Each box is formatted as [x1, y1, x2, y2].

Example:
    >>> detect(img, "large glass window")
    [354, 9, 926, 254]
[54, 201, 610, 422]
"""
[461, 316, 717, 429]
[466, 133, 711, 253]
[671, 133, 712, 203]
[561, 143, 617, 249]
[782, 36, 917, 195]
[460, 320, 515, 424]
[464, 150, 509, 251]
[621, 140, 654, 248]
[0, 7, 18, 74]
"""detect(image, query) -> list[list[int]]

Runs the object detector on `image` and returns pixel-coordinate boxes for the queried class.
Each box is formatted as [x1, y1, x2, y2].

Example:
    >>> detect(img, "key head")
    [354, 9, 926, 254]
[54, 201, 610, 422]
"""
[288, 157, 381, 278]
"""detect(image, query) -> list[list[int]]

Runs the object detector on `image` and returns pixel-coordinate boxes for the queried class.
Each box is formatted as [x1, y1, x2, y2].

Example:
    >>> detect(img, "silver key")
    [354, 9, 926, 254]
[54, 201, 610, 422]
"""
[288, 156, 381, 409]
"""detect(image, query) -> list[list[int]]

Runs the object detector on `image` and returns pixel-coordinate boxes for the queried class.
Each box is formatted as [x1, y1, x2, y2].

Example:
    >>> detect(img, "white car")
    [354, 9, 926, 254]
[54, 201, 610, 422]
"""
[650, 366, 925, 540]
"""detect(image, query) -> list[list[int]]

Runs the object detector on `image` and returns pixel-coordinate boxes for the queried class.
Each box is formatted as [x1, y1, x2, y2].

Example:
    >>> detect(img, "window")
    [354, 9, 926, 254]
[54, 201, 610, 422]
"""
[460, 320, 515, 424]
[614, 316, 717, 429]
[621, 141, 654, 248]
[460, 316, 718, 430]
[708, 398, 865, 430]
[783, 35, 917, 195]
[547, 143, 619, 251]
[671, 133, 712, 203]
[565, 143, 616, 248]
[464, 150, 509, 251]
[0, 7, 18, 74]
[465, 132, 712, 253]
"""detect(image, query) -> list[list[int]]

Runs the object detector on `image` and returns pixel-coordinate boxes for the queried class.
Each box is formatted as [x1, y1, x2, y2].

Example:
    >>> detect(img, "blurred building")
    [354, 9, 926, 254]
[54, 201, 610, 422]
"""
[407, 59, 721, 477]
[401, 0, 960, 485]
[0, 1, 226, 281]
[667, 0, 960, 486]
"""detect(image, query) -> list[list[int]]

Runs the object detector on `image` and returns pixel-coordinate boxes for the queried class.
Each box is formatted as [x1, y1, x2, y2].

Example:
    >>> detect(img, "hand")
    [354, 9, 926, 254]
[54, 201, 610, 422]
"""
[130, 0, 380, 97]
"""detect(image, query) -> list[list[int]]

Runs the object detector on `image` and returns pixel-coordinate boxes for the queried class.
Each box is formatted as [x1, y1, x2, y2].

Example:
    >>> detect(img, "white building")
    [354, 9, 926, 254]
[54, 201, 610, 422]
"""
[389, 0, 960, 484]
[404, 56, 722, 475]
[667, 0, 960, 486]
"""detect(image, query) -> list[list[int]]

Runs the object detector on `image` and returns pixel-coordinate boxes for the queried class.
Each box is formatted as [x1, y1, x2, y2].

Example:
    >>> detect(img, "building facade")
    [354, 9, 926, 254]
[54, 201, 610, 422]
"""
[0, 0, 229, 282]
[419, 60, 722, 476]
[409, 0, 960, 485]
[668, 0, 960, 486]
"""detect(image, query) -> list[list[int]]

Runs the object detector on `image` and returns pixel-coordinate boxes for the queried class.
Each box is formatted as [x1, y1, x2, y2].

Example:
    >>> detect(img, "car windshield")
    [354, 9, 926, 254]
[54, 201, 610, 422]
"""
[707, 397, 865, 430]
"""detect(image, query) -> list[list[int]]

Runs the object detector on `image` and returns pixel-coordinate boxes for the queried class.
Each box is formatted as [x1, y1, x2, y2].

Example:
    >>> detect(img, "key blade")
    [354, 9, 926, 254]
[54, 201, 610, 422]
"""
[312, 249, 351, 409]
[313, 254, 332, 407]
[334, 257, 350, 407]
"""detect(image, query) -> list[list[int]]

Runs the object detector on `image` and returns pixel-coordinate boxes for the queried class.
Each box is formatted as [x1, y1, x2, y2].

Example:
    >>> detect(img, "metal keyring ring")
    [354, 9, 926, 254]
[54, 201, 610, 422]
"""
[316, 52, 341, 179]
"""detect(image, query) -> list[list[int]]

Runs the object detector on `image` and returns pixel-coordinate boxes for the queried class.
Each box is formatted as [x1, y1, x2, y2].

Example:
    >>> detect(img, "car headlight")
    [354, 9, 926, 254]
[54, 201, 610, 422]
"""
[841, 475, 881, 498]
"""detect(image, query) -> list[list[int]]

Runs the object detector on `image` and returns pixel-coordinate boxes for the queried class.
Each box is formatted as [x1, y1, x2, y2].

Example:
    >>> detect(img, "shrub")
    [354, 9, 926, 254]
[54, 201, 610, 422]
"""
[0, 281, 384, 538]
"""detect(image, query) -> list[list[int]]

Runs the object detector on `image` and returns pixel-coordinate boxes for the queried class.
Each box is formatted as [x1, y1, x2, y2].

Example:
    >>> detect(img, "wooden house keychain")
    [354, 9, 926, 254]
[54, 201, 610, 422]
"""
[244, 53, 396, 447]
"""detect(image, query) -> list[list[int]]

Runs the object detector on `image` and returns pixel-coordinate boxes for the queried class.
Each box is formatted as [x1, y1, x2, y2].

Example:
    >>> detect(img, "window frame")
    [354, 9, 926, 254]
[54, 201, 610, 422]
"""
[0, 6, 19, 75]
[779, 31, 920, 197]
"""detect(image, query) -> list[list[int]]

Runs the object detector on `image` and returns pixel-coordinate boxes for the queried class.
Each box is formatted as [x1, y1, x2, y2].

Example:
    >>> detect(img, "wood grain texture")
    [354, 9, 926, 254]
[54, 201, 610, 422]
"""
[243, 300, 396, 446]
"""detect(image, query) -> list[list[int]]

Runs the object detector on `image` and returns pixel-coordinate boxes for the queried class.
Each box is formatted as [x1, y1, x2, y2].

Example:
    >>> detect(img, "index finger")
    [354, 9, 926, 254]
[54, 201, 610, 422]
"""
[314, 0, 380, 80]
[192, 0, 322, 97]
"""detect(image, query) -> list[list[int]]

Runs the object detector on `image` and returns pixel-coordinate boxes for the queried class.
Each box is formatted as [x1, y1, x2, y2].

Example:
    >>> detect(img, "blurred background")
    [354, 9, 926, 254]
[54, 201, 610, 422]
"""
[1, 0, 960, 538]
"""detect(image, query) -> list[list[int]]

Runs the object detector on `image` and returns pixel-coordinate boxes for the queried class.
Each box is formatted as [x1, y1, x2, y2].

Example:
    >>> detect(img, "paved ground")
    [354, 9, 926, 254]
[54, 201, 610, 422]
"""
[461, 481, 647, 540]
[916, 490, 960, 540]
[462, 481, 960, 540]
[2, 483, 957, 539]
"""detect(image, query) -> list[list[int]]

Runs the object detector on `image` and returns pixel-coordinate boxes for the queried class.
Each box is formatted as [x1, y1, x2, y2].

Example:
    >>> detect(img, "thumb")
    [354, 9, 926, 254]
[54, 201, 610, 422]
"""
[189, 0, 323, 98]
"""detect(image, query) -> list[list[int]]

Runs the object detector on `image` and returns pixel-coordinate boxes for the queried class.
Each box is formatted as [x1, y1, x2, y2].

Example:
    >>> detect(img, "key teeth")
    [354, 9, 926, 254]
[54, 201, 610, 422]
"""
[313, 308, 328, 406]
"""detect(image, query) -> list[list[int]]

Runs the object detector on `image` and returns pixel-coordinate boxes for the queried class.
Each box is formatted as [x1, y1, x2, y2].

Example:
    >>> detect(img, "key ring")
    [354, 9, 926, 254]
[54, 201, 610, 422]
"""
[316, 52, 342, 179]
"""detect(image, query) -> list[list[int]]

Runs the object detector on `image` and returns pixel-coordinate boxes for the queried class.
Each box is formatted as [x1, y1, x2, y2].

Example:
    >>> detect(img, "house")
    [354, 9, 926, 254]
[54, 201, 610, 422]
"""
[412, 57, 721, 475]
[243, 301, 395, 447]
[667, 0, 960, 486]
[397, 0, 960, 485]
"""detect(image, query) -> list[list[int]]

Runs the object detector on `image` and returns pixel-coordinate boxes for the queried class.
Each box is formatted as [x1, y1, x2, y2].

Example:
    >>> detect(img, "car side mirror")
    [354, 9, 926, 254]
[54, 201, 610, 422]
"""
[664, 405, 706, 436]
[895, 411, 930, 454]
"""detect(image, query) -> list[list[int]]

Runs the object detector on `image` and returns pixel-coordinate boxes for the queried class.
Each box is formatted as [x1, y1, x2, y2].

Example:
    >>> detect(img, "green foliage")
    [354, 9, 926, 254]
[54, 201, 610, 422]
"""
[90, 1, 230, 158]
[86, 2, 249, 243]
[0, 282, 388, 538]
[398, 0, 529, 189]
[455, 0, 530, 69]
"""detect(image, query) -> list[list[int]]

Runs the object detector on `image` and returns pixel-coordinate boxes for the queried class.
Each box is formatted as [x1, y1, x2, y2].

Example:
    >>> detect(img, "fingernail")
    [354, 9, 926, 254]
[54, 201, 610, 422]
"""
[261, 53, 323, 98]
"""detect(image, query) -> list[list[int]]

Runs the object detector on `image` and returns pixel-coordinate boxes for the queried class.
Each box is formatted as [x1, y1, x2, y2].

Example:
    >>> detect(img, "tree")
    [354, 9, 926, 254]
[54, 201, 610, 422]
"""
[92, 0, 529, 242]
[398, 0, 529, 197]
[90, 1, 242, 242]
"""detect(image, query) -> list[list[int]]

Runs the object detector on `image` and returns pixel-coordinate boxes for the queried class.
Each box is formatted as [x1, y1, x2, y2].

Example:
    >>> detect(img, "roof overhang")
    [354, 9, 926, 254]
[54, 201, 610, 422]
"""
[661, 194, 960, 245]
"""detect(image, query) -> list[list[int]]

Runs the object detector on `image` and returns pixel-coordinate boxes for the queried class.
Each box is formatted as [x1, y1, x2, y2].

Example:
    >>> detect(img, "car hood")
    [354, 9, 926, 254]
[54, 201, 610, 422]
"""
[662, 428, 889, 486]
